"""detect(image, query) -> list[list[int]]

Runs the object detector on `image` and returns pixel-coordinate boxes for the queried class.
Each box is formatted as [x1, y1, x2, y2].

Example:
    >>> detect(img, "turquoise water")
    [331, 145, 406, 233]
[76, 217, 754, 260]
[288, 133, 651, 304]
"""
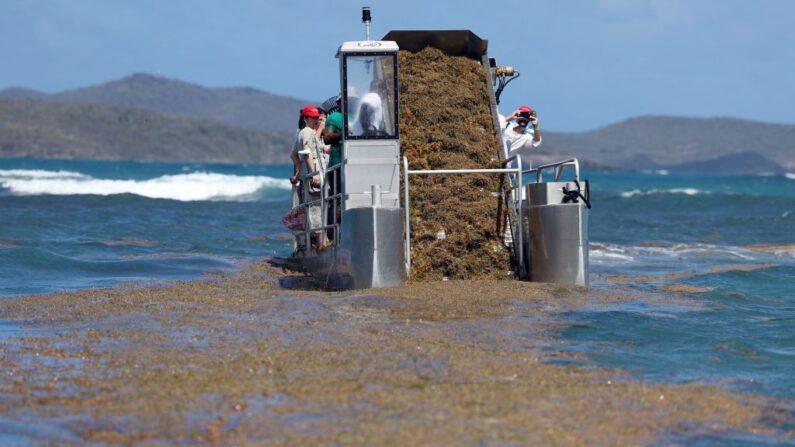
[1, 158, 794, 430]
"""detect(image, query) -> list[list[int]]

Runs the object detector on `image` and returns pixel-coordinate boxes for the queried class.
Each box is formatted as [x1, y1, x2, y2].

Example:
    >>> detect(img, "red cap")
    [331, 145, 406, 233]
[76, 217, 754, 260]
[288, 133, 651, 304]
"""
[518, 105, 534, 113]
[301, 105, 320, 118]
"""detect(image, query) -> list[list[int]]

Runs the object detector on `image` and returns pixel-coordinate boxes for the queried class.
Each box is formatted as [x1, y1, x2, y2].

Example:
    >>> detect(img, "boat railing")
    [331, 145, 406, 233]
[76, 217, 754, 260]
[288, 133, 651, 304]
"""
[323, 163, 342, 244]
[402, 154, 525, 275]
[523, 158, 581, 184]
[290, 161, 342, 254]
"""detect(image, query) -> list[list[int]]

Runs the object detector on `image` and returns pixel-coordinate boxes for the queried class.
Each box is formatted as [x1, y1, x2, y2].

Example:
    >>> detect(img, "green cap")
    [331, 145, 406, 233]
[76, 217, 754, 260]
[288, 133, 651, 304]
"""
[326, 111, 343, 131]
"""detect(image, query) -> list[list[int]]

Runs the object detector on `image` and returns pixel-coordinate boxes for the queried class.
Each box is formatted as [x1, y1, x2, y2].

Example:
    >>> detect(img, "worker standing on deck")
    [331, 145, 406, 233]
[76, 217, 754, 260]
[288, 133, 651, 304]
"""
[351, 79, 388, 136]
[289, 110, 308, 185]
[324, 110, 343, 185]
[498, 105, 542, 162]
[323, 110, 344, 241]
[295, 105, 327, 248]
[321, 95, 342, 114]
[500, 106, 542, 246]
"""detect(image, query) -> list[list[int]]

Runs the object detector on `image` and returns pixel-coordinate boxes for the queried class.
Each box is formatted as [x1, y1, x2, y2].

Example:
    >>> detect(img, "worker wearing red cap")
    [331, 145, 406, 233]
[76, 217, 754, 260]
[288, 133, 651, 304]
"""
[290, 105, 328, 246]
[498, 105, 542, 163]
[499, 106, 542, 246]
[291, 106, 325, 186]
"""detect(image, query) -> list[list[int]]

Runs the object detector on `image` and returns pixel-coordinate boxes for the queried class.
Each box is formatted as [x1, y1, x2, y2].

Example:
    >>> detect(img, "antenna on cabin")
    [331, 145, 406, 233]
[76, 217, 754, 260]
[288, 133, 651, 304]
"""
[362, 6, 372, 41]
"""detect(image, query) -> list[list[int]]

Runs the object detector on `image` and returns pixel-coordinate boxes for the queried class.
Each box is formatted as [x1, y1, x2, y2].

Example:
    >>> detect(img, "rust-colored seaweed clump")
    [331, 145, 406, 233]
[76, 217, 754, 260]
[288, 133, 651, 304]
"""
[399, 47, 510, 280]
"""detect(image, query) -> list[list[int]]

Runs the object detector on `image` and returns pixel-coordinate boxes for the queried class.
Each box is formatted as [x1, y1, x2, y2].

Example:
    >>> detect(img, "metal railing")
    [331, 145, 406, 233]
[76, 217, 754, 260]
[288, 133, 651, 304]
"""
[524, 158, 581, 184]
[402, 154, 524, 274]
[290, 161, 342, 254]
[323, 164, 342, 244]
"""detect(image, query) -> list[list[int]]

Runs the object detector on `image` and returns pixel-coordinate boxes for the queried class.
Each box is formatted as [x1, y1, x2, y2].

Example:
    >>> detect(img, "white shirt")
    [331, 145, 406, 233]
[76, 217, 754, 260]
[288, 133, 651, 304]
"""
[351, 92, 383, 136]
[498, 114, 542, 161]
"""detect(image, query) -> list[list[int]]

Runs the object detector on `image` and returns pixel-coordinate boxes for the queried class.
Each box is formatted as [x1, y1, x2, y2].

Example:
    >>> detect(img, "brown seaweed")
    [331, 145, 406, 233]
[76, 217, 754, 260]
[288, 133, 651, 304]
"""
[399, 47, 511, 280]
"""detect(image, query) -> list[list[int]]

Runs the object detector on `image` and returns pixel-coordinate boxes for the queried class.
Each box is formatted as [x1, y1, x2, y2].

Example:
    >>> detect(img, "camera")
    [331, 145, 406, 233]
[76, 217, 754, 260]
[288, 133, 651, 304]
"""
[519, 110, 537, 119]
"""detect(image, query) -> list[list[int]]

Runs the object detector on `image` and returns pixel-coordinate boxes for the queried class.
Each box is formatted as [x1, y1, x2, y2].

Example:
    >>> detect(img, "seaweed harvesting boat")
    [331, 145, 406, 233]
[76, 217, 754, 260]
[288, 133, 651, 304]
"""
[275, 9, 590, 289]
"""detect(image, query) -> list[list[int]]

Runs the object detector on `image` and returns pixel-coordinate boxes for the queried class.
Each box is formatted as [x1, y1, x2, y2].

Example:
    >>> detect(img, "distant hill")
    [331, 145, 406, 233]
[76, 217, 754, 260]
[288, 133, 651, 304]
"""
[539, 116, 795, 172]
[0, 98, 291, 164]
[0, 87, 47, 99]
[2, 75, 794, 172]
[0, 74, 313, 134]
[665, 152, 784, 174]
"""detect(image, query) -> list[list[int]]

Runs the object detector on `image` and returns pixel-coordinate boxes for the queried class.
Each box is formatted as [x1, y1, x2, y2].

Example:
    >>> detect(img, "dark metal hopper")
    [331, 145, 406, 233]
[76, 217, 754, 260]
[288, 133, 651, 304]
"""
[382, 30, 488, 59]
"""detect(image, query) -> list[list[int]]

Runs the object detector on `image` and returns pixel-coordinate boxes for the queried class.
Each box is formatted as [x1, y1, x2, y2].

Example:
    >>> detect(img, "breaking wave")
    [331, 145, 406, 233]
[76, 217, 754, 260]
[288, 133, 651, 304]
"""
[620, 188, 708, 198]
[0, 169, 291, 202]
[0, 169, 88, 179]
[786, 173, 795, 181]
[589, 241, 763, 265]
[641, 169, 670, 176]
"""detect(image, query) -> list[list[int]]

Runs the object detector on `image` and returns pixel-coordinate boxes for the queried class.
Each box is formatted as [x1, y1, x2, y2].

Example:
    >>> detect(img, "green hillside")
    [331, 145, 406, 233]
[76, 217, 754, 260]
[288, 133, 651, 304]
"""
[541, 116, 795, 171]
[0, 99, 292, 164]
[0, 73, 313, 134]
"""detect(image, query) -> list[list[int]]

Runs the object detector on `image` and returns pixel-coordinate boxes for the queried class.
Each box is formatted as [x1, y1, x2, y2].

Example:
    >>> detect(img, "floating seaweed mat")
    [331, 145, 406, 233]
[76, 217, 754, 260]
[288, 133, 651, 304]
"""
[399, 47, 511, 280]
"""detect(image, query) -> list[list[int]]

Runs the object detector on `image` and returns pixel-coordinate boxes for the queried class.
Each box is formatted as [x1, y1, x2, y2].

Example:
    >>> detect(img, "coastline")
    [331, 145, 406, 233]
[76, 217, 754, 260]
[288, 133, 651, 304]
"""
[0, 261, 789, 445]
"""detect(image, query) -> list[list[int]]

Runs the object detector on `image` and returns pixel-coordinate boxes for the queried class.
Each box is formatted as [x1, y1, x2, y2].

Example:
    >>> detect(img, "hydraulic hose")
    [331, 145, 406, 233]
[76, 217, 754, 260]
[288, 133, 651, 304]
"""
[562, 179, 592, 209]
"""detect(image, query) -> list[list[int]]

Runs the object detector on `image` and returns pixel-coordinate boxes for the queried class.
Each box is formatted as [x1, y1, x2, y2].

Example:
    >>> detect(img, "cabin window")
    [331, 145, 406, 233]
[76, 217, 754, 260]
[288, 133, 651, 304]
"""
[342, 53, 398, 139]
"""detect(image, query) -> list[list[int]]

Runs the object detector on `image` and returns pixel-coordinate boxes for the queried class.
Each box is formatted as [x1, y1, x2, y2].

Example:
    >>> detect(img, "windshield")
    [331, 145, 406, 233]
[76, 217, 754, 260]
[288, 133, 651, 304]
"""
[343, 54, 398, 139]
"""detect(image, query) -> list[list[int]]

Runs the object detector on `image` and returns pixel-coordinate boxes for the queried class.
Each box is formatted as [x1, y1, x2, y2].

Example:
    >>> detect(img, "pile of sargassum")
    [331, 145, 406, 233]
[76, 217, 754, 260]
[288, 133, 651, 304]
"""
[399, 47, 511, 280]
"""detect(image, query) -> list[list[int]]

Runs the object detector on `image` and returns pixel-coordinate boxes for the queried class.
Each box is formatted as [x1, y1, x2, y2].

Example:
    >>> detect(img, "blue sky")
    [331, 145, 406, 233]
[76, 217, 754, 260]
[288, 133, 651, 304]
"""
[1, 0, 793, 131]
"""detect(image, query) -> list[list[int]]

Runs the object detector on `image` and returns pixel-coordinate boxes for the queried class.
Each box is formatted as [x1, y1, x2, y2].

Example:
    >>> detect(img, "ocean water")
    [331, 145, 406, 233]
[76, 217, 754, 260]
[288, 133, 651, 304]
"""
[582, 169, 795, 402]
[1, 159, 794, 409]
[0, 158, 294, 296]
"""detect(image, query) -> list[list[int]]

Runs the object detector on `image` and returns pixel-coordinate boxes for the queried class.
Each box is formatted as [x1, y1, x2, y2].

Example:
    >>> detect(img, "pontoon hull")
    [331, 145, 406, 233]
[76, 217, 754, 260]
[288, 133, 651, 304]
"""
[522, 182, 589, 287]
[280, 207, 406, 290]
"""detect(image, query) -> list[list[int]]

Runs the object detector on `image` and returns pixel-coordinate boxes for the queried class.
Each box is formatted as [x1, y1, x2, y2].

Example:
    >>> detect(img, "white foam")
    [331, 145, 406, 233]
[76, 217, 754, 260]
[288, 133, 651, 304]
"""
[620, 188, 707, 198]
[785, 173, 795, 181]
[648, 243, 754, 260]
[590, 251, 635, 262]
[589, 242, 636, 263]
[590, 241, 760, 263]
[0, 169, 291, 201]
[620, 189, 644, 198]
[0, 169, 88, 179]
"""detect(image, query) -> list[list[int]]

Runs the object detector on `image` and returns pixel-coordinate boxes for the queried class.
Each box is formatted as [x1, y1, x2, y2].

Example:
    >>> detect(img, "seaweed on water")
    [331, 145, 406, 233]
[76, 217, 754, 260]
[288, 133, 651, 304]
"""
[399, 47, 511, 280]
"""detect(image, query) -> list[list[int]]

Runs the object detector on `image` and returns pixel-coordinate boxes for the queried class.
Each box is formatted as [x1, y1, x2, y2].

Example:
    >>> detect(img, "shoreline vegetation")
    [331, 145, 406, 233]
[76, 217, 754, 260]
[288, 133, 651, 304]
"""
[0, 262, 791, 445]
